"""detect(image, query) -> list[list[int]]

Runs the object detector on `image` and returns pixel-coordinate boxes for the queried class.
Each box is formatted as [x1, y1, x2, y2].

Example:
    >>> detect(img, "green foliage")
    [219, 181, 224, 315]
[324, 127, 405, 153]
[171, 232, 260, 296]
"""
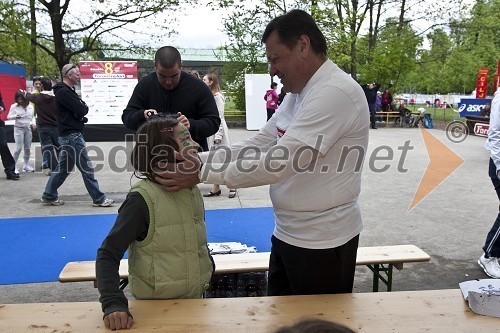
[0, 0, 30, 63]
[0, 0, 186, 77]
[215, 1, 274, 110]
[403, 0, 500, 95]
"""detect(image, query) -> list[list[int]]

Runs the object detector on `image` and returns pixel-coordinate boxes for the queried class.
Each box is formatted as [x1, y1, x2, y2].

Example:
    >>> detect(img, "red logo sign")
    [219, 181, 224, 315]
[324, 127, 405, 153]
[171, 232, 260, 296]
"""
[476, 68, 489, 98]
[474, 123, 489, 137]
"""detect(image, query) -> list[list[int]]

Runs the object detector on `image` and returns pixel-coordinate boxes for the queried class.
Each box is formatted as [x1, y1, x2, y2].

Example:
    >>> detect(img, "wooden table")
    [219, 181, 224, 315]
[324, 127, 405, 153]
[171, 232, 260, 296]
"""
[1, 289, 498, 332]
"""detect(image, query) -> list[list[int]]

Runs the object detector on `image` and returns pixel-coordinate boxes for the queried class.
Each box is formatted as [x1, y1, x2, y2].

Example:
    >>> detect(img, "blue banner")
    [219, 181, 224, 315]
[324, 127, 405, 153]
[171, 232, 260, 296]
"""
[458, 98, 492, 117]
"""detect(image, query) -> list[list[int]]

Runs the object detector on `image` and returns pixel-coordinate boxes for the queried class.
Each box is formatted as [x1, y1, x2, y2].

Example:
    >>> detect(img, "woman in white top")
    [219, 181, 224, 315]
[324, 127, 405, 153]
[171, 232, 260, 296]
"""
[8, 90, 36, 172]
[202, 73, 237, 198]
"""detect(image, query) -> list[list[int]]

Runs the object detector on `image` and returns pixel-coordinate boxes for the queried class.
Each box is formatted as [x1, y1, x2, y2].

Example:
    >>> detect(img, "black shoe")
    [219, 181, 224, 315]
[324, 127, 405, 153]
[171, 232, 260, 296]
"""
[203, 190, 222, 197]
[6, 173, 20, 180]
[371, 126, 377, 129]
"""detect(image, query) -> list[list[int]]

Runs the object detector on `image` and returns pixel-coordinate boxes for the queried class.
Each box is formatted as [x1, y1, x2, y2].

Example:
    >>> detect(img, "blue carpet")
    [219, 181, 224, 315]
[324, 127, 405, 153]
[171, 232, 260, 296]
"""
[0, 207, 274, 285]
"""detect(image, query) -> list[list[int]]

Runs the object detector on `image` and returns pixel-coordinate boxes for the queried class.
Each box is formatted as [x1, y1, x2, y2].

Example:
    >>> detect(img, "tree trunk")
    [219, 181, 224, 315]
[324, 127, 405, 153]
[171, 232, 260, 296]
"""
[29, 0, 37, 78]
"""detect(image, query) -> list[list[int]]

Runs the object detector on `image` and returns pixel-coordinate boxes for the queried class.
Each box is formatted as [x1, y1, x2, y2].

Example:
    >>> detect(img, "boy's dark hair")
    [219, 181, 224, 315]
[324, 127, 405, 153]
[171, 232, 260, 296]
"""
[274, 318, 355, 333]
[154, 46, 182, 68]
[271, 82, 278, 89]
[131, 115, 180, 182]
[261, 9, 327, 58]
[41, 77, 52, 91]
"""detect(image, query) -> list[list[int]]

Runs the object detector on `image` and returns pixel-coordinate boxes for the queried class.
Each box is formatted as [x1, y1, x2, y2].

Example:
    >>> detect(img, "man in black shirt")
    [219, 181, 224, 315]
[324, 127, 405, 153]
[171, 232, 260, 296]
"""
[122, 46, 220, 151]
[361, 82, 381, 129]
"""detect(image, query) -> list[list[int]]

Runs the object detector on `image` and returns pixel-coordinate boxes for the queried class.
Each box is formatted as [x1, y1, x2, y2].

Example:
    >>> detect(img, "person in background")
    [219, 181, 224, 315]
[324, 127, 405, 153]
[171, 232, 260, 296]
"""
[277, 86, 287, 106]
[41, 63, 113, 207]
[202, 73, 237, 198]
[122, 46, 220, 152]
[187, 69, 201, 79]
[21, 77, 60, 175]
[0, 91, 19, 180]
[480, 102, 491, 118]
[32, 76, 42, 93]
[7, 91, 36, 173]
[361, 82, 381, 129]
[479, 89, 500, 279]
[375, 91, 382, 112]
[96, 115, 213, 331]
[264, 81, 279, 121]
[155, 9, 369, 297]
[381, 89, 393, 112]
[274, 318, 355, 333]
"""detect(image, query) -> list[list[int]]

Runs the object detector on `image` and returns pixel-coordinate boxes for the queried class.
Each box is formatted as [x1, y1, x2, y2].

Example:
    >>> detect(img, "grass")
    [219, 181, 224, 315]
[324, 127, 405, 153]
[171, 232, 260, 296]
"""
[405, 104, 461, 122]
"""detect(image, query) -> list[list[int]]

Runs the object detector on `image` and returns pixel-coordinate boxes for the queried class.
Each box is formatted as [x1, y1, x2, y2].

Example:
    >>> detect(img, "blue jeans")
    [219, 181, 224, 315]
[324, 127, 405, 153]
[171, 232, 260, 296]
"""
[38, 126, 60, 170]
[42, 132, 105, 204]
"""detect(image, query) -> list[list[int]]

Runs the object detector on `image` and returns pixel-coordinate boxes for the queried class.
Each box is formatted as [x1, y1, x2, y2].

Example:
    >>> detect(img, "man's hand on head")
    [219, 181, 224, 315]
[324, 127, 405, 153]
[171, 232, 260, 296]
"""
[177, 112, 190, 129]
[154, 147, 202, 192]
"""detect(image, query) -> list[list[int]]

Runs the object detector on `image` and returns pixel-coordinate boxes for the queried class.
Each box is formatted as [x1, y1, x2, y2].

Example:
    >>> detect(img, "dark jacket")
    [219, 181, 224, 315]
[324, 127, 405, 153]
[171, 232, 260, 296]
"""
[0, 92, 5, 127]
[361, 83, 381, 105]
[25, 91, 58, 127]
[53, 82, 88, 136]
[122, 71, 220, 151]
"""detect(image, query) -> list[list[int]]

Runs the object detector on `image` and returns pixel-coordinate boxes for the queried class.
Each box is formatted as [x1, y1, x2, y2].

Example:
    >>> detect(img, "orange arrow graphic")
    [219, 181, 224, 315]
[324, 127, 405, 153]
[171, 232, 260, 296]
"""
[408, 128, 464, 210]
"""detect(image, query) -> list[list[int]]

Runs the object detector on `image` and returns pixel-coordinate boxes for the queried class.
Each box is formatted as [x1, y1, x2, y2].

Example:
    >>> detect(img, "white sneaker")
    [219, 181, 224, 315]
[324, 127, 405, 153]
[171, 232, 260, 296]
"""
[478, 254, 500, 278]
[93, 198, 114, 207]
[22, 165, 34, 172]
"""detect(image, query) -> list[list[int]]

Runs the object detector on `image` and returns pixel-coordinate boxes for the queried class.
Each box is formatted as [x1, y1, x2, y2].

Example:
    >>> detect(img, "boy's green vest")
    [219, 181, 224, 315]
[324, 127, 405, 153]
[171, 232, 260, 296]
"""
[128, 180, 213, 299]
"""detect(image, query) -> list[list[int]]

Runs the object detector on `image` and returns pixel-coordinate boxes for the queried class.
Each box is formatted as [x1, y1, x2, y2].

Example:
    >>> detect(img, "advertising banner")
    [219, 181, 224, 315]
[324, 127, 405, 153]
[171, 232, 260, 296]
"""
[476, 68, 489, 98]
[79, 61, 138, 124]
[458, 98, 491, 117]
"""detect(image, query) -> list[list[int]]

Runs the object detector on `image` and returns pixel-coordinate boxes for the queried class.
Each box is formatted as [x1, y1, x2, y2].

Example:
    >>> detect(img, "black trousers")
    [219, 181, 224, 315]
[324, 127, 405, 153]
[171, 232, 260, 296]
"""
[0, 126, 15, 175]
[267, 234, 359, 296]
[483, 158, 500, 258]
[266, 108, 275, 121]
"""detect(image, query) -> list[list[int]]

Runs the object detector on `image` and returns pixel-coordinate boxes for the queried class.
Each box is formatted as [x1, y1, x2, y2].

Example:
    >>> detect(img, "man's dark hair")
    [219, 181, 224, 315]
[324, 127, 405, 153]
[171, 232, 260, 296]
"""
[261, 9, 327, 58]
[154, 46, 182, 68]
[41, 77, 52, 91]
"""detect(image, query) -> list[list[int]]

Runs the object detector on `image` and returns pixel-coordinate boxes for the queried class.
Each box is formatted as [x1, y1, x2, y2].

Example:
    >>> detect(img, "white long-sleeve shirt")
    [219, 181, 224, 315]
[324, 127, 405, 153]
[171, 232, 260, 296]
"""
[7, 103, 35, 128]
[200, 60, 369, 249]
[485, 90, 500, 171]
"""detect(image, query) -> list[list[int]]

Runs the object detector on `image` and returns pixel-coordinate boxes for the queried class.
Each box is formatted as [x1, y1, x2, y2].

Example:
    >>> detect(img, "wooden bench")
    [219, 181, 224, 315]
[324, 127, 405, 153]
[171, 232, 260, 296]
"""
[2, 290, 498, 332]
[58, 245, 430, 292]
[375, 111, 401, 127]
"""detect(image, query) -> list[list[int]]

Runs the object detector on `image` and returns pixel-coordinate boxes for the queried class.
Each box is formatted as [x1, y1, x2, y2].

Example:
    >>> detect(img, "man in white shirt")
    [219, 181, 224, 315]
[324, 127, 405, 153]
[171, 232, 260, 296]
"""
[156, 9, 369, 295]
[479, 89, 500, 278]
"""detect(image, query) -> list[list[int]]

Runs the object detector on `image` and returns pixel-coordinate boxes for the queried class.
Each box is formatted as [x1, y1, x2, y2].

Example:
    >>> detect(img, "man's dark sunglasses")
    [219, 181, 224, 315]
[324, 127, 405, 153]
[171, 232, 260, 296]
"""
[63, 65, 77, 76]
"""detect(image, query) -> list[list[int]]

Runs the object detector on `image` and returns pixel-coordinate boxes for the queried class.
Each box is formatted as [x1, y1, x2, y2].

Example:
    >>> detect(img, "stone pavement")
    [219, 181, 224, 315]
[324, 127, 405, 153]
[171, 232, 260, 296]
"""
[0, 126, 497, 304]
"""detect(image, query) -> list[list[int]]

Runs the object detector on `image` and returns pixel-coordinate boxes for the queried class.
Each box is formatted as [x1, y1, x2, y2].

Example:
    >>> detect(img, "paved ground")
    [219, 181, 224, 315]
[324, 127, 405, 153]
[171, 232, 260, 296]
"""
[0, 124, 497, 304]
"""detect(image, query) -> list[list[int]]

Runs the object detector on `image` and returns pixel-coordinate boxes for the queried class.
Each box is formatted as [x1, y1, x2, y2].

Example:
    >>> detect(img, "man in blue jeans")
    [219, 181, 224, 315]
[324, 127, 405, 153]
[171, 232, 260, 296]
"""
[41, 64, 113, 207]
